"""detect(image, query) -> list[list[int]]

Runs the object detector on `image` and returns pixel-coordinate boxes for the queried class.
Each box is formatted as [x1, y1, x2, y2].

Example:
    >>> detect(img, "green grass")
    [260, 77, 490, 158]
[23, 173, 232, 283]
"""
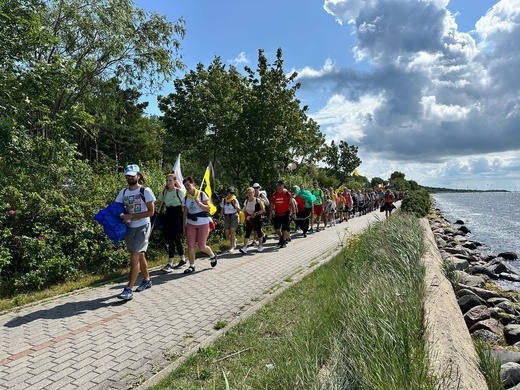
[150, 214, 436, 389]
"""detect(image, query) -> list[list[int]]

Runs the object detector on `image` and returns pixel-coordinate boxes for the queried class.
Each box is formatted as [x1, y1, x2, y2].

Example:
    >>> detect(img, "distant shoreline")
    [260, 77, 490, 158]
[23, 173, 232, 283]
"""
[424, 187, 509, 194]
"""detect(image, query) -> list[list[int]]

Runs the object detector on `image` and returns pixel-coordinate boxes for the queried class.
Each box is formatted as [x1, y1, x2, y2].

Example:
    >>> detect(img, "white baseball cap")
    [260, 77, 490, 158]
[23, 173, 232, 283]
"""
[252, 183, 261, 188]
[124, 164, 140, 176]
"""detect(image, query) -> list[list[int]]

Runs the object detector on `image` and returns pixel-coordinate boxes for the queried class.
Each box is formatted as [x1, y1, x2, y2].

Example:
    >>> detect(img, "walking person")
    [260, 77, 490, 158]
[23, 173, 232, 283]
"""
[321, 189, 333, 228]
[310, 181, 324, 232]
[159, 173, 187, 272]
[218, 186, 241, 252]
[381, 189, 396, 220]
[252, 183, 269, 246]
[116, 164, 156, 300]
[293, 184, 315, 237]
[182, 176, 217, 274]
[239, 187, 265, 253]
[270, 180, 295, 248]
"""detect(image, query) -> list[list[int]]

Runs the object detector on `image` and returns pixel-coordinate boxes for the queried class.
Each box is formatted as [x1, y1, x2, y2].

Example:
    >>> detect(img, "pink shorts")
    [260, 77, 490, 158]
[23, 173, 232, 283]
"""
[185, 223, 210, 250]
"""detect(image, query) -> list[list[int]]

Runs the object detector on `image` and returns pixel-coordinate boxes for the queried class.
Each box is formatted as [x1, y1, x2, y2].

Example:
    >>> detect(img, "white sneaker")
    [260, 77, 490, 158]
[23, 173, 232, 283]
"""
[252, 240, 259, 247]
[257, 245, 264, 252]
[239, 246, 247, 254]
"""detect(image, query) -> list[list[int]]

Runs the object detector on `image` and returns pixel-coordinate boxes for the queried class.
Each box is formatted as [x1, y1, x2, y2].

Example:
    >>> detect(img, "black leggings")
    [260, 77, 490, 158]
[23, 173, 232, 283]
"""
[163, 206, 184, 258]
[244, 216, 264, 241]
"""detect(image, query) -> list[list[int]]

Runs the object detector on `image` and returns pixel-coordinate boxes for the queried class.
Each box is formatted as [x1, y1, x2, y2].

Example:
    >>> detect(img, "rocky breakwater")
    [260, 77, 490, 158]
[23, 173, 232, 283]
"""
[430, 210, 520, 389]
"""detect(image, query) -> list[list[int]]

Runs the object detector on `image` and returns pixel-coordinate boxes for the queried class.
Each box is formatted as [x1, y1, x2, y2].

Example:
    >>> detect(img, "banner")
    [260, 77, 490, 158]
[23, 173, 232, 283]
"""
[202, 162, 217, 215]
[172, 154, 185, 191]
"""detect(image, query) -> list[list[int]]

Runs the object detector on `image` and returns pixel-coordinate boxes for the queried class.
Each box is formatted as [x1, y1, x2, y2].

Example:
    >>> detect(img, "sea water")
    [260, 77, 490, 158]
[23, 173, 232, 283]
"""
[432, 192, 520, 282]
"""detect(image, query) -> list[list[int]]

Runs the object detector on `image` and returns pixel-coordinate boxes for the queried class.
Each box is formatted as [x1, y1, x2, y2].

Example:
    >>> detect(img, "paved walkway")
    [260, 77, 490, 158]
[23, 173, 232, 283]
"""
[0, 207, 395, 389]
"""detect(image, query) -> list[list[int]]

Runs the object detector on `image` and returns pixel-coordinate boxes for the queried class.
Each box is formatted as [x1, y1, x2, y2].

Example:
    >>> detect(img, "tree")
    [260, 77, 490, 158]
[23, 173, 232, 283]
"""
[1, 0, 185, 143]
[324, 140, 362, 185]
[390, 171, 406, 181]
[159, 49, 327, 191]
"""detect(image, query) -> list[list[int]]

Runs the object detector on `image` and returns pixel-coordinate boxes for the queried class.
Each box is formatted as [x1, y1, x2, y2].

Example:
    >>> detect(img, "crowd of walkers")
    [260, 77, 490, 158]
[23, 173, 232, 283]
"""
[113, 164, 402, 300]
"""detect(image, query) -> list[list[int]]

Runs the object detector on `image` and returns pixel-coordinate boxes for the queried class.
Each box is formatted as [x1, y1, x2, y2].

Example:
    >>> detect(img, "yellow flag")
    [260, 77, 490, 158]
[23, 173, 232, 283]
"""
[203, 162, 217, 215]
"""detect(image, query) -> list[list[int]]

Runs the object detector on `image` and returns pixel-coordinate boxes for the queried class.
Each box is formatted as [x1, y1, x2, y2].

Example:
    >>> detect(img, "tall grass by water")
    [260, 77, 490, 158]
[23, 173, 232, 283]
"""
[151, 214, 436, 389]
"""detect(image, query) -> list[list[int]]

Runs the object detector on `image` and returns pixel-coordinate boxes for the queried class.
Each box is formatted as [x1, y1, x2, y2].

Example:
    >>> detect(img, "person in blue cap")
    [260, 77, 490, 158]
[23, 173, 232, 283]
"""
[115, 164, 156, 300]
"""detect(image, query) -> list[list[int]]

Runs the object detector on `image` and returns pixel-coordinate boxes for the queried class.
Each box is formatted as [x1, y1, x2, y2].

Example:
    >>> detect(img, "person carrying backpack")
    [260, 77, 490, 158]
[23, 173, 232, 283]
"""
[269, 180, 295, 248]
[292, 184, 315, 238]
[159, 173, 187, 272]
[115, 164, 156, 301]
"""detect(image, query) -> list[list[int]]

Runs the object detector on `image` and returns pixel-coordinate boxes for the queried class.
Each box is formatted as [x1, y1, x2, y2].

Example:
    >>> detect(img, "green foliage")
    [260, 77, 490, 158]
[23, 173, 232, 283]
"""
[324, 140, 362, 185]
[159, 49, 327, 192]
[475, 341, 503, 390]
[401, 189, 431, 218]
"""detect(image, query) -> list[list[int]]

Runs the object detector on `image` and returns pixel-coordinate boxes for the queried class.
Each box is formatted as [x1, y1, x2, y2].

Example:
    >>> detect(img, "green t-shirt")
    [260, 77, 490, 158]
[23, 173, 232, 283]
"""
[311, 189, 324, 205]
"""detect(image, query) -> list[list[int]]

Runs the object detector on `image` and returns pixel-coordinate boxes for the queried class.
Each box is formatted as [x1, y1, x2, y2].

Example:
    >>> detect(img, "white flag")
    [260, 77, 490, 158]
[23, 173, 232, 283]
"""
[172, 154, 185, 191]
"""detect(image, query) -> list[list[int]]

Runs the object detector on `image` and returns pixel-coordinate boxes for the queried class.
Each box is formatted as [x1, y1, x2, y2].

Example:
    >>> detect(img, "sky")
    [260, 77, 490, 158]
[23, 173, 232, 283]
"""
[134, 0, 520, 191]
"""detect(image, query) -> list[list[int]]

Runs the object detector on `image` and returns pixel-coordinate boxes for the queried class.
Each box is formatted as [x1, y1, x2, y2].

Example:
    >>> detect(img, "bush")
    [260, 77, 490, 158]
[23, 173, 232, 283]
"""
[0, 134, 169, 296]
[401, 189, 431, 218]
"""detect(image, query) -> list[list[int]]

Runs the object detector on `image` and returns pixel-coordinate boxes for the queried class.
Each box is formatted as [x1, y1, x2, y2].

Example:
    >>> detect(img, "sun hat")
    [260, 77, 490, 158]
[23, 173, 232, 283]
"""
[124, 164, 140, 176]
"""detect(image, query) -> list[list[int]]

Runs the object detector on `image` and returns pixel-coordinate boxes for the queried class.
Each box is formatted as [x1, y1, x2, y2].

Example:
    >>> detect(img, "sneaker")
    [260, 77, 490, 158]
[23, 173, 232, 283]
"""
[210, 254, 218, 267]
[308, 228, 314, 233]
[184, 265, 195, 274]
[173, 259, 187, 269]
[257, 245, 264, 252]
[162, 263, 174, 273]
[136, 278, 152, 292]
[303, 233, 307, 238]
[277, 237, 284, 246]
[117, 287, 133, 300]
[316, 227, 320, 232]
[252, 240, 259, 247]
[239, 246, 247, 254]
[279, 242, 287, 248]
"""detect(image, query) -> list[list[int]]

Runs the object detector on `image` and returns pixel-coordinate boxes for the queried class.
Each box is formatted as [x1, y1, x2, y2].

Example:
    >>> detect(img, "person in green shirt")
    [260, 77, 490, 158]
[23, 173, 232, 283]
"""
[159, 173, 187, 272]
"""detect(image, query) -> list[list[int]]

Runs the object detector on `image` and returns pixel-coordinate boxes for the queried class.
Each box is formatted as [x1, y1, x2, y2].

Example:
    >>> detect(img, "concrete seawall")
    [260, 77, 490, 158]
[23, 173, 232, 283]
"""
[421, 218, 488, 389]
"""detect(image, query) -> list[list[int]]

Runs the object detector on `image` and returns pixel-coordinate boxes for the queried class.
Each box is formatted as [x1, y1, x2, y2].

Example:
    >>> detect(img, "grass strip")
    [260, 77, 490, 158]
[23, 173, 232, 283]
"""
[150, 214, 437, 390]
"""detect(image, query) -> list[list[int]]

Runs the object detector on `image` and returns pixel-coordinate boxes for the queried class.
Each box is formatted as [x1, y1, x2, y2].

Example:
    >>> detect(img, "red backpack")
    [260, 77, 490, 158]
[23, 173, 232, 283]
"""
[295, 195, 305, 213]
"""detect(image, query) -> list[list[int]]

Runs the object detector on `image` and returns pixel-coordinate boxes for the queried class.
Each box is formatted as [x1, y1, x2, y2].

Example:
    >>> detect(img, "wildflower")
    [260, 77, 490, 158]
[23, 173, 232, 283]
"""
[6, 203, 10, 207]
[38, 236, 44, 240]
[121, 249, 126, 253]
[9, 210, 15, 215]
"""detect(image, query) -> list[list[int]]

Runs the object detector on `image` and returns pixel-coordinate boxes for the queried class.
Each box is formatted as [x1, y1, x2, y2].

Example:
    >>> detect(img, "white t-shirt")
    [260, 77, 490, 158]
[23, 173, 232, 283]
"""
[115, 186, 156, 228]
[183, 191, 210, 226]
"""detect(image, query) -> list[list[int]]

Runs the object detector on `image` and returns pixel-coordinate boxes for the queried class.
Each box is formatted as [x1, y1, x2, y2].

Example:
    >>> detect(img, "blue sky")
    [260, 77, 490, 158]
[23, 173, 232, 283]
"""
[135, 0, 520, 191]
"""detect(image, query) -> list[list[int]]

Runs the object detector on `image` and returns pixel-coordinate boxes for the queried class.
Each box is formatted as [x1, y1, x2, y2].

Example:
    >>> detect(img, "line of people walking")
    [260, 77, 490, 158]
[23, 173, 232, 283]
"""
[113, 165, 399, 300]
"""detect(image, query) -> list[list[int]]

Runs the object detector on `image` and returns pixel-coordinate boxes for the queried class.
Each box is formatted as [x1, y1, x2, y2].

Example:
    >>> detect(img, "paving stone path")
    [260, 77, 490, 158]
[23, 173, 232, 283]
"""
[0, 206, 395, 389]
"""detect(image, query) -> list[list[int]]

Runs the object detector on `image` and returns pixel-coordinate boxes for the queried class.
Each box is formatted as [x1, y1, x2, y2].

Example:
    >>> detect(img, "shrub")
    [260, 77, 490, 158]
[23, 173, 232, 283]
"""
[401, 189, 431, 217]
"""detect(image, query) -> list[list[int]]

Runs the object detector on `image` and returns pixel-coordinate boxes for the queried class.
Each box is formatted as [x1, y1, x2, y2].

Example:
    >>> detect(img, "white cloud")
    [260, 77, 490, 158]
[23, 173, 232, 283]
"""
[228, 51, 250, 66]
[310, 93, 383, 142]
[299, 0, 520, 189]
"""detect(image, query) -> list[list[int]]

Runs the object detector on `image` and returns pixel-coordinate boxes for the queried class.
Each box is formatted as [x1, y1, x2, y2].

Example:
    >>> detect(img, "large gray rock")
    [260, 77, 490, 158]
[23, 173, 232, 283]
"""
[499, 252, 519, 260]
[458, 294, 488, 314]
[464, 305, 492, 327]
[469, 318, 504, 335]
[472, 329, 501, 343]
[492, 349, 520, 365]
[505, 325, 520, 343]
[501, 362, 520, 388]
[496, 300, 517, 315]
[456, 271, 486, 288]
